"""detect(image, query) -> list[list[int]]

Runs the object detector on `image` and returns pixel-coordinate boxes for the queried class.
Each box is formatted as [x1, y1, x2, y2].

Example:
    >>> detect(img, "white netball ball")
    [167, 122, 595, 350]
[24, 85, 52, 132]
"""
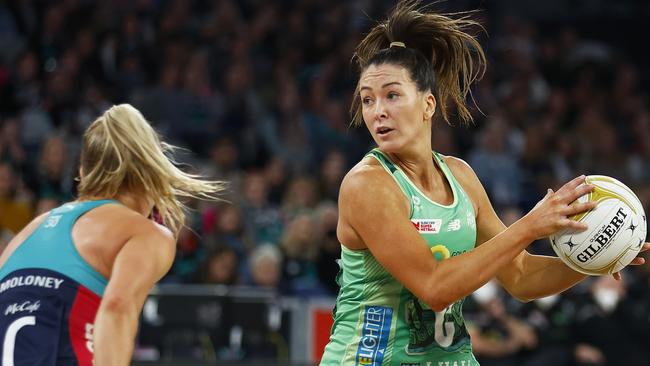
[550, 175, 647, 275]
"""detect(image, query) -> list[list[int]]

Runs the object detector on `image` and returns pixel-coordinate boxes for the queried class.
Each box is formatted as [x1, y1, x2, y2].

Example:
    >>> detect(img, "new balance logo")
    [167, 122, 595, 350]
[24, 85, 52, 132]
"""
[447, 219, 461, 231]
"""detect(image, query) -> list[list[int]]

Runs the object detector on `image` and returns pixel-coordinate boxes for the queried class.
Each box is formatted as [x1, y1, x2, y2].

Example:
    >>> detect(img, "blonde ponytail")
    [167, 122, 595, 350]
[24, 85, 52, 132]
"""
[78, 104, 225, 237]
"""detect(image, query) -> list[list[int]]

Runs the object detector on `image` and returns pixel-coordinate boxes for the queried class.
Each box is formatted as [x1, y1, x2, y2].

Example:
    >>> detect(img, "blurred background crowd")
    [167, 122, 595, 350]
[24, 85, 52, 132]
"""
[1, 0, 649, 364]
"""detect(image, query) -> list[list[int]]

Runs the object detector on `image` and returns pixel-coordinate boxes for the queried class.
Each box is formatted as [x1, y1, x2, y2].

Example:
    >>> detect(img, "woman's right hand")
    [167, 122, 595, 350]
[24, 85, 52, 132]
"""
[520, 175, 596, 240]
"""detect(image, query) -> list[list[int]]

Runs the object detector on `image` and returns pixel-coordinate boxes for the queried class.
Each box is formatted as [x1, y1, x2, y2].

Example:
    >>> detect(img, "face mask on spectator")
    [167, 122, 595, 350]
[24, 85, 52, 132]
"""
[593, 288, 620, 313]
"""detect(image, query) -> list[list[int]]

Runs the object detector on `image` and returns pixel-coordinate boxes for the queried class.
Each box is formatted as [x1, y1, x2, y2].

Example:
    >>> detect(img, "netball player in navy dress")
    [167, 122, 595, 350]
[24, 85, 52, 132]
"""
[0, 104, 224, 365]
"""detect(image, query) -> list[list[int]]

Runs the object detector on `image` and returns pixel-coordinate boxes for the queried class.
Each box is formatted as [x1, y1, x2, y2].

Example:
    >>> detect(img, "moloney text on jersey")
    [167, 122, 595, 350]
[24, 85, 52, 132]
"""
[0, 275, 64, 294]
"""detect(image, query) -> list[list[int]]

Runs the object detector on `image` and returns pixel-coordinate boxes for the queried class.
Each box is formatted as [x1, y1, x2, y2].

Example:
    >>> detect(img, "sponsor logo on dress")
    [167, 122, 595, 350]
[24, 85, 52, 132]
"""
[466, 211, 476, 229]
[356, 306, 393, 366]
[411, 219, 442, 234]
[5, 300, 41, 316]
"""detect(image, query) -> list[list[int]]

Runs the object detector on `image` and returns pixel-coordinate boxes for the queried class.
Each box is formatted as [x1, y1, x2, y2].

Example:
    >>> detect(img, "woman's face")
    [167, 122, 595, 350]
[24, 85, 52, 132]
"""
[359, 63, 435, 153]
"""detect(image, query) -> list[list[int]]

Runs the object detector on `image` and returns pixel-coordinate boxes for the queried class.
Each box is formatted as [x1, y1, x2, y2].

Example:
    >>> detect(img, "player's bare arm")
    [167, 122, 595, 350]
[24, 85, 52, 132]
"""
[446, 156, 648, 300]
[340, 158, 547, 311]
[93, 217, 175, 366]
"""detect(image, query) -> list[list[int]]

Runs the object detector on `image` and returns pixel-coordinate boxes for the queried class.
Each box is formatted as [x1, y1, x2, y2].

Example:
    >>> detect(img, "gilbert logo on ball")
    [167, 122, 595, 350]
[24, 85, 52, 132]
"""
[550, 175, 647, 276]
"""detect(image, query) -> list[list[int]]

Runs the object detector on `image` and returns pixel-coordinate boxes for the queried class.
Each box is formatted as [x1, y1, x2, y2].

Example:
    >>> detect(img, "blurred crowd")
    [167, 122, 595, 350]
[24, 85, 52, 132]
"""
[465, 269, 650, 366]
[1, 0, 649, 364]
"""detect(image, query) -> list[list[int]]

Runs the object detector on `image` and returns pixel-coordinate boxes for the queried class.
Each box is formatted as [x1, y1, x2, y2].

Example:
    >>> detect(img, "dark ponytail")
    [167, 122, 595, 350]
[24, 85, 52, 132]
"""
[351, 0, 486, 125]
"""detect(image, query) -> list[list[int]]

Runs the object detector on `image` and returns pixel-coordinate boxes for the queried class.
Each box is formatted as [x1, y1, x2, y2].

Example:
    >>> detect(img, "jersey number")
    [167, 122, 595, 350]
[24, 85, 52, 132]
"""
[434, 308, 454, 348]
[2, 316, 36, 366]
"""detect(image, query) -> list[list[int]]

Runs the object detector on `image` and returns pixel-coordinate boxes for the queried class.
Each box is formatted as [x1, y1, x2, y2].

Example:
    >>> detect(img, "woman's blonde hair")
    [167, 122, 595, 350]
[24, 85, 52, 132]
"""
[77, 104, 225, 237]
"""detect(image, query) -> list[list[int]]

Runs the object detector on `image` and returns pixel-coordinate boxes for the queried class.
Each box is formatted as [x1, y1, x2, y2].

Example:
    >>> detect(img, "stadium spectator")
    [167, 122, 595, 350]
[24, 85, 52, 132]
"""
[572, 276, 649, 366]
[199, 246, 240, 286]
[467, 281, 538, 366]
[248, 244, 284, 289]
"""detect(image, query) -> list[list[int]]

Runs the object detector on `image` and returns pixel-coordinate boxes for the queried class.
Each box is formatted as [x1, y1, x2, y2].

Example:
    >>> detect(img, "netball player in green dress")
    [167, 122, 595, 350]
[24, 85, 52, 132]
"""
[320, 2, 648, 365]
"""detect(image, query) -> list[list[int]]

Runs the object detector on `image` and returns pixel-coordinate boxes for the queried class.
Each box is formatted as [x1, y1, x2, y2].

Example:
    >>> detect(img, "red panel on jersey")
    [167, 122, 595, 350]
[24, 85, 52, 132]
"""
[68, 285, 101, 365]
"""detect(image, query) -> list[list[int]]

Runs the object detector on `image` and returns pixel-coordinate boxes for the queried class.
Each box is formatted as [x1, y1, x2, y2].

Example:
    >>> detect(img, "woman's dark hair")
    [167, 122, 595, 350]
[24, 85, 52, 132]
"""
[351, 0, 486, 126]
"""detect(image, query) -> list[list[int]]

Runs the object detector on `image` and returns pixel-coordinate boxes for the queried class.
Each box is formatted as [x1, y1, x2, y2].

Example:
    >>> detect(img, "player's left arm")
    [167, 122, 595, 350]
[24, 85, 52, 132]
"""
[474, 199, 586, 301]
[93, 221, 175, 366]
[445, 156, 647, 301]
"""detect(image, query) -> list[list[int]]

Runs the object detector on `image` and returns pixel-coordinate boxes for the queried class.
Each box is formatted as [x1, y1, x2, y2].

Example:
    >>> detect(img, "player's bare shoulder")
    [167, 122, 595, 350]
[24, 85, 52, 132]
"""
[441, 155, 475, 181]
[114, 205, 172, 240]
[440, 155, 482, 188]
[339, 155, 411, 220]
[144, 219, 176, 267]
[340, 156, 399, 202]
[150, 221, 175, 247]
[0, 212, 51, 267]
[85, 204, 172, 244]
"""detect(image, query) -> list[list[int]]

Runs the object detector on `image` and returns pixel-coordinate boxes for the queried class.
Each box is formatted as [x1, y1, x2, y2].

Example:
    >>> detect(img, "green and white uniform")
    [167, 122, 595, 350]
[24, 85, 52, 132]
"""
[321, 149, 479, 366]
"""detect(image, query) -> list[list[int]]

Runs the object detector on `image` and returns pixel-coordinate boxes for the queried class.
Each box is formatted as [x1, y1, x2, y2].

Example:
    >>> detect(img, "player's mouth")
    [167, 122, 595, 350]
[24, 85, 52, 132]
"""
[376, 126, 394, 137]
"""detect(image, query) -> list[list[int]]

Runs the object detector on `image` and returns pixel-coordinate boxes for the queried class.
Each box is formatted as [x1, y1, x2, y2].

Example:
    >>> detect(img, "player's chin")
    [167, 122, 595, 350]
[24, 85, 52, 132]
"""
[374, 139, 404, 153]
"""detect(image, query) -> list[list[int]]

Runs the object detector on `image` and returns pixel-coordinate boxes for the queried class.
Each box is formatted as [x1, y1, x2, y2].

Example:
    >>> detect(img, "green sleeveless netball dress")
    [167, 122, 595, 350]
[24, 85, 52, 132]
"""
[321, 149, 479, 366]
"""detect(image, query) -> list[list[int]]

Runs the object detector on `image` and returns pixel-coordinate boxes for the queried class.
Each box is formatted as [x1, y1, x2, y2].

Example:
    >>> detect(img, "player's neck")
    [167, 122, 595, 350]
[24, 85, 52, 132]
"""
[77, 192, 151, 217]
[387, 148, 437, 190]
[115, 192, 152, 217]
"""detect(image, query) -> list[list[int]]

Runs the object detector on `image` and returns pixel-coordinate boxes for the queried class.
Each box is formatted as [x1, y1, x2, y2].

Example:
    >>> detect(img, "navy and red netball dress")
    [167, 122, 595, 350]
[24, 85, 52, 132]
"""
[0, 200, 114, 365]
